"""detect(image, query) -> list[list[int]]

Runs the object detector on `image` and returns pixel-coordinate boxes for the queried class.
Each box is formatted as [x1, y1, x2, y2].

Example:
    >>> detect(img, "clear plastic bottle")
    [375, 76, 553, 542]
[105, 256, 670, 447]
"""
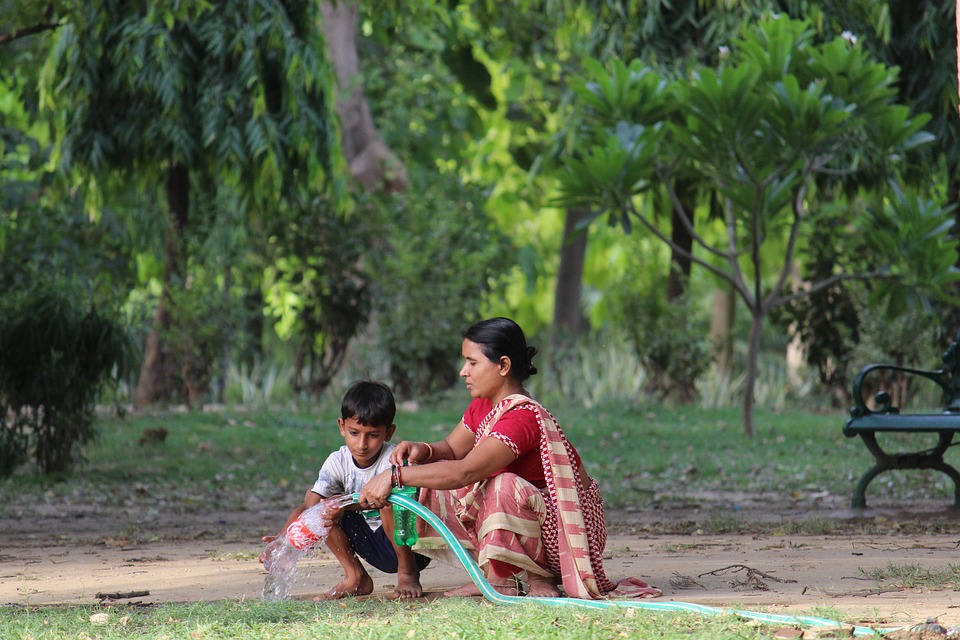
[262, 494, 355, 600]
[391, 486, 418, 546]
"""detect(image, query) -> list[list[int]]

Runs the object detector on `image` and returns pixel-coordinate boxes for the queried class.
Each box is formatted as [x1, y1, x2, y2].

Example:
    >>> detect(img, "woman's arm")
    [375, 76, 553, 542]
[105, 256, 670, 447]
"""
[406, 437, 515, 489]
[389, 420, 476, 466]
[359, 437, 517, 508]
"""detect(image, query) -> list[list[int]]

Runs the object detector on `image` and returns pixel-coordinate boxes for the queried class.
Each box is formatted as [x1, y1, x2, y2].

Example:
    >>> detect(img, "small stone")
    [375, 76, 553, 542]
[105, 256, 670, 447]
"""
[89, 612, 110, 624]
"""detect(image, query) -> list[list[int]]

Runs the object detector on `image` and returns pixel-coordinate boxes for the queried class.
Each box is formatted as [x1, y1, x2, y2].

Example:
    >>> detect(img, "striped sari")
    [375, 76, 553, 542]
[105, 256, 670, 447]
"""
[414, 394, 660, 599]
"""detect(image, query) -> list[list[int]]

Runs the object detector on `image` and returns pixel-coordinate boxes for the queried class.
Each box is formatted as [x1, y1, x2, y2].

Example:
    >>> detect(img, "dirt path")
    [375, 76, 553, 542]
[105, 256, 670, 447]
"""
[3, 497, 960, 632]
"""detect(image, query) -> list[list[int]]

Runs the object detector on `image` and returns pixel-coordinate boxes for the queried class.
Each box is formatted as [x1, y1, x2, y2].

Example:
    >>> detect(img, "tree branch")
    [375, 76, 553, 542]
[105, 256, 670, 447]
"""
[626, 199, 754, 304]
[0, 22, 63, 47]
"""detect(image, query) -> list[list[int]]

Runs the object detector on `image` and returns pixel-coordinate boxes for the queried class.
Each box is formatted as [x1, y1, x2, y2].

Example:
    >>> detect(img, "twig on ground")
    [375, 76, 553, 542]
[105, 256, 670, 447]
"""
[698, 564, 798, 584]
[96, 590, 150, 600]
[669, 572, 707, 589]
[802, 586, 902, 597]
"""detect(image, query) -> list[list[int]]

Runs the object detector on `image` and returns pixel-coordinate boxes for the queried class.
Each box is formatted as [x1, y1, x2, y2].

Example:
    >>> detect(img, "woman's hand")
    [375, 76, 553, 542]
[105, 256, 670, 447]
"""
[388, 440, 421, 466]
[358, 469, 393, 510]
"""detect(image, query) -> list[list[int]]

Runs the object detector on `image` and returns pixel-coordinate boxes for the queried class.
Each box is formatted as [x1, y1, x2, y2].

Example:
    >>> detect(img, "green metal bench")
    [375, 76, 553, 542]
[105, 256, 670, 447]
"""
[842, 336, 960, 509]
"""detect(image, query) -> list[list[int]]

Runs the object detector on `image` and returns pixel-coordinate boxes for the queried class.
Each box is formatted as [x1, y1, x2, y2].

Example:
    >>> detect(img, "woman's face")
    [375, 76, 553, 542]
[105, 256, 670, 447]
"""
[459, 338, 506, 400]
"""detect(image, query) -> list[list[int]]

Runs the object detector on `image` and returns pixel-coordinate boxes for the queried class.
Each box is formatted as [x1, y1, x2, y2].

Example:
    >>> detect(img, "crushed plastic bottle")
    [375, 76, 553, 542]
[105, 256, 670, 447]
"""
[262, 494, 355, 600]
[391, 486, 418, 546]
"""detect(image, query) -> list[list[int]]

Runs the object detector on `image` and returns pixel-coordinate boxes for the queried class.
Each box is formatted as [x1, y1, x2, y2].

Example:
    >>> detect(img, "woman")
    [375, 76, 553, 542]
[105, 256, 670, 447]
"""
[358, 317, 660, 599]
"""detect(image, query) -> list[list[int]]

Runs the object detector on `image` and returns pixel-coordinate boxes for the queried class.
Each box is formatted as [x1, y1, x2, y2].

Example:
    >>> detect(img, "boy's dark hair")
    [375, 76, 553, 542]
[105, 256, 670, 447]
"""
[341, 380, 396, 428]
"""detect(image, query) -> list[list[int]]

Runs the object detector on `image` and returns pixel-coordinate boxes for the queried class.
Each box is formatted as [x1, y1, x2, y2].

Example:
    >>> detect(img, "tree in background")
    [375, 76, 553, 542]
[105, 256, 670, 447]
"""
[560, 17, 959, 435]
[770, 0, 960, 385]
[41, 0, 340, 408]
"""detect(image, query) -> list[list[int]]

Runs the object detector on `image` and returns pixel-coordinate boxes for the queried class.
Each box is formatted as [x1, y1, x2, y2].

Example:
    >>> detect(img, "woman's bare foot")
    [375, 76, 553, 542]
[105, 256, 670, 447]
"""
[391, 571, 424, 599]
[313, 572, 374, 600]
[443, 581, 482, 597]
[526, 577, 560, 598]
[443, 579, 521, 597]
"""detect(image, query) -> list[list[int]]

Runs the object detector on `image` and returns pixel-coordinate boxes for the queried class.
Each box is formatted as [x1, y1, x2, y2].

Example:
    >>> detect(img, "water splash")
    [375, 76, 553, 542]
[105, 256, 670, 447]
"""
[261, 494, 355, 600]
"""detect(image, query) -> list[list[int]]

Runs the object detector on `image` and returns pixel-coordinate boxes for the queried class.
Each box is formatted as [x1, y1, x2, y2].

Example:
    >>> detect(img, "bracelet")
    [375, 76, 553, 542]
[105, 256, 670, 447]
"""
[396, 463, 404, 488]
[420, 442, 433, 463]
[391, 465, 401, 489]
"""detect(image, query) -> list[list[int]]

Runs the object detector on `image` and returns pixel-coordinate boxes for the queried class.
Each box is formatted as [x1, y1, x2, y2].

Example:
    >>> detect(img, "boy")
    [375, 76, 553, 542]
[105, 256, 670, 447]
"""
[261, 380, 429, 599]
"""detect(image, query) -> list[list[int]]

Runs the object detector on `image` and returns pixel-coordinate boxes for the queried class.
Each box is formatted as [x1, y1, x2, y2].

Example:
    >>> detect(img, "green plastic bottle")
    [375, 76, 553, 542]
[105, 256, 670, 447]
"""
[391, 486, 418, 546]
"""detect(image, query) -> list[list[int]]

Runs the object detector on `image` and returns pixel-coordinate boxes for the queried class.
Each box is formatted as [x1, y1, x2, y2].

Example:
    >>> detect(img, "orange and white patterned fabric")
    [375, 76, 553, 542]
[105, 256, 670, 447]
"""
[416, 394, 660, 599]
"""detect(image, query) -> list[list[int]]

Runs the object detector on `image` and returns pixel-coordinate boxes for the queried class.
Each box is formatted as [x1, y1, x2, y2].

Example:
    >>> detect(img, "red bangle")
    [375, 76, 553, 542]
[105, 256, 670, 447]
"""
[396, 464, 403, 488]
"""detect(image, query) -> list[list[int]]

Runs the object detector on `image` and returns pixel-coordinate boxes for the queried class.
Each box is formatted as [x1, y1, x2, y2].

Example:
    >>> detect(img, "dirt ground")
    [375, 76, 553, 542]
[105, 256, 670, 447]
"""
[3, 491, 960, 632]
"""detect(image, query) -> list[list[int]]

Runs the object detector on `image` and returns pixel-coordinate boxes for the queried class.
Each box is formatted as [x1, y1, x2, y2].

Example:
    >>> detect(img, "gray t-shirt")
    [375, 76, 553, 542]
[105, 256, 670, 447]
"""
[311, 443, 396, 531]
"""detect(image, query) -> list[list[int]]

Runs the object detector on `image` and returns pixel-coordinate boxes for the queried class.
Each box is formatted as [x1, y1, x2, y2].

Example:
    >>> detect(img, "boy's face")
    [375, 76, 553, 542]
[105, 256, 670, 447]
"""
[338, 417, 395, 469]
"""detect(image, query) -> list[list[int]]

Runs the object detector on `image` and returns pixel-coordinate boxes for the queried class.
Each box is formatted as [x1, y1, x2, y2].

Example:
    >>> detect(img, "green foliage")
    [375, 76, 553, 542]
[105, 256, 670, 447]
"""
[0, 285, 134, 475]
[560, 15, 954, 433]
[534, 328, 646, 409]
[368, 172, 514, 398]
[42, 0, 339, 201]
[0, 74, 134, 300]
[860, 186, 960, 316]
[264, 200, 372, 397]
[160, 270, 249, 407]
[607, 273, 711, 404]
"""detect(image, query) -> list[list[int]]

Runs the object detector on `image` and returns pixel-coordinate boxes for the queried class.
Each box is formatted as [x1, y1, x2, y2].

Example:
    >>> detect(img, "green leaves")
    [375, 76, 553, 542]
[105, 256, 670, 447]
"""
[562, 15, 944, 276]
[43, 0, 339, 203]
[558, 126, 659, 214]
[860, 186, 960, 316]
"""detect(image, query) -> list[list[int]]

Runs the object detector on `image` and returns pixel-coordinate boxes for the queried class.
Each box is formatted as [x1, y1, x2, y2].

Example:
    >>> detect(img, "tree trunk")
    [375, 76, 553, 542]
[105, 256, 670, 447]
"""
[666, 179, 695, 301]
[742, 309, 763, 437]
[134, 163, 190, 410]
[320, 1, 407, 193]
[709, 287, 735, 376]
[552, 207, 589, 339]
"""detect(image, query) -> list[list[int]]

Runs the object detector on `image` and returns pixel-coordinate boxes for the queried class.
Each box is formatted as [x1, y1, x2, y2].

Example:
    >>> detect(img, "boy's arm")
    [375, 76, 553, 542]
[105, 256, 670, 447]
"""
[263, 489, 323, 542]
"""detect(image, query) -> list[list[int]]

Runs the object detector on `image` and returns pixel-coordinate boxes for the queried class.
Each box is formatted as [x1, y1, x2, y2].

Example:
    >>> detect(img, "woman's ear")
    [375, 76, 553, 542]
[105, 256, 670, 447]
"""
[499, 355, 511, 376]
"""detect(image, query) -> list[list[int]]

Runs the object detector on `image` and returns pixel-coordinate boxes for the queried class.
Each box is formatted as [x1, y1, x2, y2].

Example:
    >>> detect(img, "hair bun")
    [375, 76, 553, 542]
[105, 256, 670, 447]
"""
[526, 346, 538, 377]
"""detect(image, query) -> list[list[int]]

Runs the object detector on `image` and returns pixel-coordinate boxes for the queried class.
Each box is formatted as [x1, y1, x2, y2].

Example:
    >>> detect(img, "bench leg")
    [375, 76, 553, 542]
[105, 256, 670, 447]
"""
[929, 461, 960, 508]
[852, 432, 960, 508]
[851, 465, 882, 509]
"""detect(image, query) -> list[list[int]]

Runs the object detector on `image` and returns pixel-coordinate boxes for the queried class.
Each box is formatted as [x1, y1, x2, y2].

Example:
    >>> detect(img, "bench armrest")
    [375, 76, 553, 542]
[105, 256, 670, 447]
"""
[849, 363, 947, 418]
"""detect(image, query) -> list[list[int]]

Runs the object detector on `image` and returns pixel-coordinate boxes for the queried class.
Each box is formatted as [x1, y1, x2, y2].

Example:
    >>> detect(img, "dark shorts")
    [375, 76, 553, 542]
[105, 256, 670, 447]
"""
[339, 510, 431, 574]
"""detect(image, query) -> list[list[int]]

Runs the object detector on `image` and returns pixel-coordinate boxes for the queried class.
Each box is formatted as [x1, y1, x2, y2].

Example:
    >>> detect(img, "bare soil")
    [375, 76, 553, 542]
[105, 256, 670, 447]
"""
[3, 490, 960, 631]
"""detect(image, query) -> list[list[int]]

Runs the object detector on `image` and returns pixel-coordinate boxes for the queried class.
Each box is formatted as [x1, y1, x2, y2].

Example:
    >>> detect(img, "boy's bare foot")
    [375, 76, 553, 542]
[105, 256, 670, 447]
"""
[313, 573, 374, 600]
[391, 571, 424, 599]
[526, 576, 560, 598]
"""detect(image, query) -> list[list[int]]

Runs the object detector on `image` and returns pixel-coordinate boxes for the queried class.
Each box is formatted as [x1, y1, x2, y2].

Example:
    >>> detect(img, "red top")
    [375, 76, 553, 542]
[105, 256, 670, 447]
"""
[462, 397, 582, 489]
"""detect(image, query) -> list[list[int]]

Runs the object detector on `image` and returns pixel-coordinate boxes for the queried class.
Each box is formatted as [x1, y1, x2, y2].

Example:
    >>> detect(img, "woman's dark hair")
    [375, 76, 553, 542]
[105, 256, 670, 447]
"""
[463, 317, 538, 382]
[341, 380, 396, 427]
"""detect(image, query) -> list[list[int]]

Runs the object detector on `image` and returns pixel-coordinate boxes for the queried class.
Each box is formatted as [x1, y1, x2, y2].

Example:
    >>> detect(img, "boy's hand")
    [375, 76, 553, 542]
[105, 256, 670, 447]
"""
[321, 506, 344, 528]
[358, 469, 393, 510]
[258, 535, 278, 565]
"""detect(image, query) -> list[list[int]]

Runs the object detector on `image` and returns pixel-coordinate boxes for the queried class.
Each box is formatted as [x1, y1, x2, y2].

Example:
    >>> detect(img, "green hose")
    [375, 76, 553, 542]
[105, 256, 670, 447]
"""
[362, 492, 890, 637]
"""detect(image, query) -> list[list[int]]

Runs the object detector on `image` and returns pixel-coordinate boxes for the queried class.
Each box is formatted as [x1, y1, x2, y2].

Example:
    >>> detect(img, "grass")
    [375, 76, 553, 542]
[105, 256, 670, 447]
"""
[6, 399, 956, 515]
[860, 563, 960, 589]
[0, 598, 820, 640]
[2, 399, 954, 638]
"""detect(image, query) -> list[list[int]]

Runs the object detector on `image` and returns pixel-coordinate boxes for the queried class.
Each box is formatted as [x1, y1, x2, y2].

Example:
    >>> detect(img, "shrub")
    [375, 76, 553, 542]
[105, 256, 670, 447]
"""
[607, 273, 711, 404]
[368, 173, 513, 398]
[0, 287, 134, 474]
